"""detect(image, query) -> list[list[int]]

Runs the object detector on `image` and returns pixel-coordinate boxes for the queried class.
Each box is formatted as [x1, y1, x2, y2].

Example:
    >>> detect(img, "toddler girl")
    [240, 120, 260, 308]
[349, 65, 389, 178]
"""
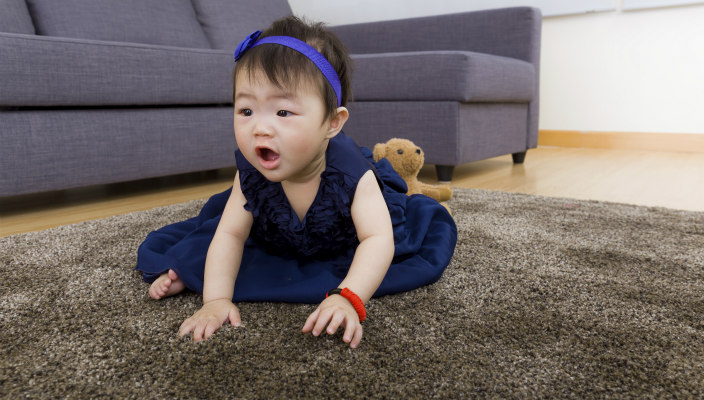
[136, 16, 457, 349]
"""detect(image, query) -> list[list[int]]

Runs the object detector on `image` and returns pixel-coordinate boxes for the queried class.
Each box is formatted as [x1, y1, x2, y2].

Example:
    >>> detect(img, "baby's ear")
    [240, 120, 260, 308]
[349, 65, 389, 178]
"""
[326, 107, 349, 138]
[372, 143, 386, 162]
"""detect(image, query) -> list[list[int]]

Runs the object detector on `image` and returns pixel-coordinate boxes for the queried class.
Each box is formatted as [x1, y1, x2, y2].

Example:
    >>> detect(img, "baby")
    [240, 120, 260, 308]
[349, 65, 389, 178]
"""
[136, 16, 457, 349]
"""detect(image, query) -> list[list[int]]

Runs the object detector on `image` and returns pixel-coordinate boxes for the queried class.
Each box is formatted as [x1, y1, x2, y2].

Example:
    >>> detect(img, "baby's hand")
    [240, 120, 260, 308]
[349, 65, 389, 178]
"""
[302, 295, 363, 349]
[178, 299, 241, 342]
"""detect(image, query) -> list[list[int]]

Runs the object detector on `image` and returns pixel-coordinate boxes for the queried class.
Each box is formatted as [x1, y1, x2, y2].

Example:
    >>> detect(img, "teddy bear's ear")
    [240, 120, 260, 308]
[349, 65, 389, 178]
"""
[372, 143, 386, 162]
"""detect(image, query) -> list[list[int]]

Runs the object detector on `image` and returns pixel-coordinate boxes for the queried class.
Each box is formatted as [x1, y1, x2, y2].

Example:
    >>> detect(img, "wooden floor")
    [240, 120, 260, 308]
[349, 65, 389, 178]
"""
[1, 146, 703, 237]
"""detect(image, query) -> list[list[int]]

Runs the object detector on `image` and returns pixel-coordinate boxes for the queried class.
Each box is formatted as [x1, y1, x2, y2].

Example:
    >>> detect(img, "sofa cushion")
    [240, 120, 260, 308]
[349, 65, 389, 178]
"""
[0, 33, 232, 107]
[0, 0, 35, 34]
[191, 0, 291, 50]
[25, 0, 210, 48]
[351, 51, 535, 103]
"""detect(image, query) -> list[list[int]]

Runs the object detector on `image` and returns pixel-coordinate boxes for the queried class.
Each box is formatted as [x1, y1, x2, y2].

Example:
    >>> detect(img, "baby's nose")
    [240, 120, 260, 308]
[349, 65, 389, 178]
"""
[253, 120, 274, 136]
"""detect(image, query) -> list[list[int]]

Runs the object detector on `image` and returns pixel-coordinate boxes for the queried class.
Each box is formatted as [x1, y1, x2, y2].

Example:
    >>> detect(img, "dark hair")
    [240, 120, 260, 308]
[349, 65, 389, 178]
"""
[233, 16, 353, 120]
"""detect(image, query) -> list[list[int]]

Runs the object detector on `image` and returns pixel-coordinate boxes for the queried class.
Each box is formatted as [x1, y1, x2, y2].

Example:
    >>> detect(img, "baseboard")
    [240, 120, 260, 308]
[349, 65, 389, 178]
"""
[538, 130, 704, 153]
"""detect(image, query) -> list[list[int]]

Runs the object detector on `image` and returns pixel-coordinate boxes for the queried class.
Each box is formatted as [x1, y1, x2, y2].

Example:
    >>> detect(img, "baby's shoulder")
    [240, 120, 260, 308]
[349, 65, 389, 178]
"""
[326, 133, 375, 181]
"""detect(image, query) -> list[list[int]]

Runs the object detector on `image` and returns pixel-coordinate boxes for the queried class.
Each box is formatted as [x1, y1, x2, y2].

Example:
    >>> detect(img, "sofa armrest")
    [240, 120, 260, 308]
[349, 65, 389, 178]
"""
[330, 7, 541, 65]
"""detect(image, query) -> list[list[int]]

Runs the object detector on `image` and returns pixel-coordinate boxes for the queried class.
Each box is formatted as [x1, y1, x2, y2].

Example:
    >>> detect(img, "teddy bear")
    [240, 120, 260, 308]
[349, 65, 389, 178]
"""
[373, 138, 453, 207]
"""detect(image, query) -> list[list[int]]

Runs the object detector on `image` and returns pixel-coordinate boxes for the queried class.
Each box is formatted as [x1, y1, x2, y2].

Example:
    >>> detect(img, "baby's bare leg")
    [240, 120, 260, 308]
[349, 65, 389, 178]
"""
[148, 269, 185, 300]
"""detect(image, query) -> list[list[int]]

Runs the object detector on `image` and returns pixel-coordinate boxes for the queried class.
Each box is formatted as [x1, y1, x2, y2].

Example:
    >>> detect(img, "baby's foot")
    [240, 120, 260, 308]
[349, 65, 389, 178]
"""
[149, 269, 185, 300]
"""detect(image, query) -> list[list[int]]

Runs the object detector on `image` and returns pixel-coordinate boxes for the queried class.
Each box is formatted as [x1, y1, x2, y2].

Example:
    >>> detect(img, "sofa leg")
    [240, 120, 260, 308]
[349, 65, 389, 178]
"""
[435, 165, 454, 183]
[512, 151, 527, 164]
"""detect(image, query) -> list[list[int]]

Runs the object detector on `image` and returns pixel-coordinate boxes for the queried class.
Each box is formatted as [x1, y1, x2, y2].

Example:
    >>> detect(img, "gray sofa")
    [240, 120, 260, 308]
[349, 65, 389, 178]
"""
[0, 0, 541, 196]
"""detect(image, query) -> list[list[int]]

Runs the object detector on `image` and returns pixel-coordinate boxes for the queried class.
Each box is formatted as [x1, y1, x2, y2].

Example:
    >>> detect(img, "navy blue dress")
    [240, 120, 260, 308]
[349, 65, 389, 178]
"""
[136, 133, 457, 303]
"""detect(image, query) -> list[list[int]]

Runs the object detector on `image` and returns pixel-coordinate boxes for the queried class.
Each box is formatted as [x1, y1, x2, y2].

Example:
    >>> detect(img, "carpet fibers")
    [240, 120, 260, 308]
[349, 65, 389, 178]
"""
[1, 189, 703, 399]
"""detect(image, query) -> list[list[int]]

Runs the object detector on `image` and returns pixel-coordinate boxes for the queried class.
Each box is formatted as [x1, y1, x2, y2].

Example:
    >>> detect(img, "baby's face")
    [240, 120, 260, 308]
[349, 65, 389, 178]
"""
[234, 71, 333, 183]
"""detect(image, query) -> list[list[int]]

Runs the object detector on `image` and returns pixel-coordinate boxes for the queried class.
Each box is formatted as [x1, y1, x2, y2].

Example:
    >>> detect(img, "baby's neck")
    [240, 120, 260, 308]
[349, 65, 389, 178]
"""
[280, 145, 328, 222]
[287, 142, 328, 183]
[281, 177, 322, 223]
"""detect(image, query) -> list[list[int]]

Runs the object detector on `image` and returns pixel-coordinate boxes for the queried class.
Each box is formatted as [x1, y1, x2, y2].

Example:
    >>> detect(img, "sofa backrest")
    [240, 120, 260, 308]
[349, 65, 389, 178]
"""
[23, 0, 211, 48]
[191, 0, 291, 50]
[0, 0, 292, 50]
[0, 0, 35, 34]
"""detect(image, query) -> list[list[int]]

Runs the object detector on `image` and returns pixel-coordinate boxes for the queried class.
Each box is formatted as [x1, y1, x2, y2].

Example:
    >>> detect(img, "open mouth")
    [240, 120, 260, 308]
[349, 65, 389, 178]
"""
[255, 146, 281, 169]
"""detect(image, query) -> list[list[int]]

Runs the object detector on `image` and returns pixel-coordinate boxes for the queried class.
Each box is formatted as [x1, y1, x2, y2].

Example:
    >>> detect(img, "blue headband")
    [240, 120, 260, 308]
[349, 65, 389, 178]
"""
[234, 30, 342, 107]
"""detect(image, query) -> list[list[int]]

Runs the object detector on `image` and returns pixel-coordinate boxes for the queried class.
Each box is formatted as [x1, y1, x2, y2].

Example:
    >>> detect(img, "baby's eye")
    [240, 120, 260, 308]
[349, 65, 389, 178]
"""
[239, 109, 252, 117]
[277, 110, 292, 117]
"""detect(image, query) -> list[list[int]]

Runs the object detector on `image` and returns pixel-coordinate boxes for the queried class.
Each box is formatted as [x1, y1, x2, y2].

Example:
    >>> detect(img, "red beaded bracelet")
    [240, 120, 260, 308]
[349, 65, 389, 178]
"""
[326, 287, 367, 322]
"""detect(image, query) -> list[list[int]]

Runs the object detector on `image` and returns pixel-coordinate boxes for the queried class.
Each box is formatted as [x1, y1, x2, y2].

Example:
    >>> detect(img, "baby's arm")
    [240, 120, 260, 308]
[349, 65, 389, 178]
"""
[178, 172, 253, 341]
[302, 170, 394, 348]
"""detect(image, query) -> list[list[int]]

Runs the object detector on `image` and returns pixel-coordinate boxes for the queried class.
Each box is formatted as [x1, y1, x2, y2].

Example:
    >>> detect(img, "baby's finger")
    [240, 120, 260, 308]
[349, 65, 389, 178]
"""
[311, 309, 334, 336]
[350, 324, 363, 349]
[178, 318, 196, 338]
[204, 320, 219, 340]
[229, 308, 242, 327]
[342, 318, 356, 343]
[192, 321, 208, 342]
[326, 313, 345, 335]
[302, 308, 321, 333]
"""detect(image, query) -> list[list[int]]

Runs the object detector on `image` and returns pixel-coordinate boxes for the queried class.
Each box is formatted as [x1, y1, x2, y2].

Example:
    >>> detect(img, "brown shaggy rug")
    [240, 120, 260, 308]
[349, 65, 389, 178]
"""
[1, 188, 703, 399]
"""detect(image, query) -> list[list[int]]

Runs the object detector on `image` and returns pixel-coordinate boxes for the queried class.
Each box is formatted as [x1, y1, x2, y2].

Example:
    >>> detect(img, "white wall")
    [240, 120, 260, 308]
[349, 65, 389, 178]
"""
[287, 0, 619, 23]
[288, 1, 704, 135]
[541, 5, 704, 134]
